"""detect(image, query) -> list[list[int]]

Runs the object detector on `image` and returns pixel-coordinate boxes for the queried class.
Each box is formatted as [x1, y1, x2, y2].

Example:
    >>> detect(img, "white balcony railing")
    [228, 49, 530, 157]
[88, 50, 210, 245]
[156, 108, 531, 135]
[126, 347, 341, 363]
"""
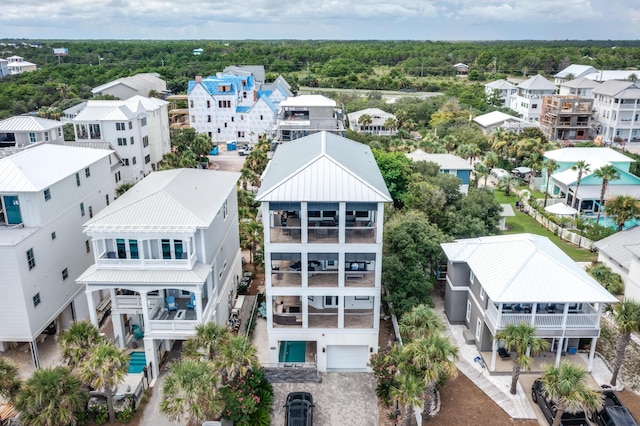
[486, 303, 599, 330]
[97, 251, 196, 270]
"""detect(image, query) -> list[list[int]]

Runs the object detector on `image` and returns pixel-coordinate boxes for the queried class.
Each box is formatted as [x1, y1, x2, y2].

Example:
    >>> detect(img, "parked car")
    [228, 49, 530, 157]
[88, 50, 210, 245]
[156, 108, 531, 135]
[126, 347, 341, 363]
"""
[589, 388, 638, 426]
[531, 379, 589, 425]
[284, 392, 314, 426]
[238, 144, 253, 156]
[490, 168, 509, 180]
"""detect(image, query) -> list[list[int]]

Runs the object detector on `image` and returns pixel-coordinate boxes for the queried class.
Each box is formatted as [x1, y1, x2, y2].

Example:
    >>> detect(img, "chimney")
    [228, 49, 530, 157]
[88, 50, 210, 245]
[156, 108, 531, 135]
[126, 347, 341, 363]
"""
[195, 76, 202, 83]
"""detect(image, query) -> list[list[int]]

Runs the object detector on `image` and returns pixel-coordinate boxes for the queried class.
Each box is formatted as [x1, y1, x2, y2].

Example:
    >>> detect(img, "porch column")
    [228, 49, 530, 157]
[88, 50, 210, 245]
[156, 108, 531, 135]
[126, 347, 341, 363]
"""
[144, 337, 159, 386]
[338, 252, 345, 288]
[337, 296, 344, 328]
[338, 202, 346, 244]
[266, 296, 274, 328]
[29, 340, 40, 369]
[86, 289, 98, 327]
[490, 338, 498, 371]
[302, 295, 308, 328]
[300, 202, 308, 244]
[530, 304, 537, 326]
[587, 337, 597, 372]
[111, 314, 125, 347]
[140, 292, 150, 331]
[373, 295, 381, 330]
[554, 337, 564, 367]
[195, 290, 203, 322]
[301, 252, 308, 288]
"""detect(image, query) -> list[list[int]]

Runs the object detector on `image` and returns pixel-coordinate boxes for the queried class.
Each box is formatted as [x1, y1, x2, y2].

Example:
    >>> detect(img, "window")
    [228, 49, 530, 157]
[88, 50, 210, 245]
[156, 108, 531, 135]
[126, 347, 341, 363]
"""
[44, 188, 51, 201]
[89, 206, 93, 218]
[89, 124, 101, 139]
[479, 287, 485, 301]
[124, 159, 129, 166]
[207, 100, 210, 108]
[116, 122, 125, 131]
[85, 167, 91, 178]
[117, 137, 127, 146]
[475, 317, 482, 341]
[161, 239, 171, 259]
[29, 132, 36, 142]
[217, 128, 221, 133]
[224, 122, 227, 128]
[80, 203, 85, 216]
[26, 248, 35, 270]
[191, 115, 195, 122]
[62, 268, 68, 280]
[208, 115, 211, 122]
[33, 293, 41, 307]
[231, 117, 234, 122]
[144, 154, 151, 164]
[237, 131, 245, 138]
[469, 270, 474, 284]
[57, 127, 62, 137]
[45, 132, 49, 141]
[106, 194, 110, 205]
[76, 173, 81, 186]
[466, 300, 471, 322]
[51, 231, 56, 240]
[140, 117, 147, 126]
[532, 104, 538, 109]
[190, 100, 194, 108]
[223, 199, 228, 219]
[114, 171, 121, 183]
[260, 115, 263, 120]
[86, 240, 91, 253]
[143, 136, 149, 147]
[132, 157, 137, 165]
[116, 238, 126, 258]
[129, 240, 139, 259]
[128, 121, 133, 130]
[130, 136, 134, 145]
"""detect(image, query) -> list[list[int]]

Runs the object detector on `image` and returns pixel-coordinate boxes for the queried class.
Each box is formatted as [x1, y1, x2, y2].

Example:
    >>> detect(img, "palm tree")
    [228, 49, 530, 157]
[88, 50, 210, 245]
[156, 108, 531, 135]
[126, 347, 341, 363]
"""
[498, 175, 517, 196]
[398, 304, 443, 342]
[495, 323, 549, 395]
[357, 114, 372, 130]
[604, 195, 640, 232]
[240, 220, 263, 265]
[58, 320, 104, 369]
[239, 167, 257, 191]
[215, 335, 259, 380]
[0, 358, 21, 401]
[404, 334, 459, 422]
[541, 362, 603, 426]
[78, 341, 128, 424]
[14, 366, 87, 426]
[384, 117, 397, 133]
[390, 372, 423, 426]
[609, 299, 640, 386]
[594, 165, 621, 222]
[183, 322, 231, 362]
[483, 152, 499, 171]
[160, 359, 223, 425]
[473, 163, 489, 187]
[543, 159, 560, 207]
[571, 160, 591, 211]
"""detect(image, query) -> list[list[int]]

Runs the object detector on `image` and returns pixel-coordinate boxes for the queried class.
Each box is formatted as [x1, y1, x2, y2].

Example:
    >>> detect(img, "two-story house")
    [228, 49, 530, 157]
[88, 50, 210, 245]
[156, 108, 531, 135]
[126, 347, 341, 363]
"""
[188, 73, 290, 144]
[593, 226, 640, 301]
[484, 79, 517, 107]
[256, 131, 391, 372]
[442, 233, 618, 373]
[554, 64, 599, 85]
[70, 101, 153, 184]
[592, 80, 640, 145]
[347, 108, 397, 136]
[77, 168, 241, 382]
[543, 147, 639, 214]
[558, 77, 599, 99]
[273, 95, 346, 143]
[91, 73, 167, 99]
[0, 145, 115, 367]
[509, 74, 558, 123]
[6, 56, 37, 75]
[0, 116, 65, 149]
[540, 95, 594, 142]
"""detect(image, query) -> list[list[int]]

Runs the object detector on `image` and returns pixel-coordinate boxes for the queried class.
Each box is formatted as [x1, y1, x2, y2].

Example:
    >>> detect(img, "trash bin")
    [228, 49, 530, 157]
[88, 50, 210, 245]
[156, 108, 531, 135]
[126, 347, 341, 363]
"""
[209, 145, 219, 155]
[226, 141, 237, 151]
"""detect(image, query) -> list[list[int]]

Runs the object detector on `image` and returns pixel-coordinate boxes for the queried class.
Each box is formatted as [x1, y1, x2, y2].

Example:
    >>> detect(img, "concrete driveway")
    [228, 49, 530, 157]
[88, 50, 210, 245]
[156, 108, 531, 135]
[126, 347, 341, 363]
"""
[271, 372, 378, 426]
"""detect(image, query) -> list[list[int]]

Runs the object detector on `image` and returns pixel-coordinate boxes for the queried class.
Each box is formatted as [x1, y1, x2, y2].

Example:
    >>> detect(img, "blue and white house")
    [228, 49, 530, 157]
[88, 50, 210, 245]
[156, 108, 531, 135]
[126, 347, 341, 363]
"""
[406, 150, 473, 194]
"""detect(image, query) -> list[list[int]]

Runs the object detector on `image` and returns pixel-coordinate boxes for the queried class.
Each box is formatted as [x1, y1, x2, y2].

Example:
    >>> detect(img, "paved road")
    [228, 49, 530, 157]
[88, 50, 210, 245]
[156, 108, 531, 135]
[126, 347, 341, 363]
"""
[299, 86, 443, 104]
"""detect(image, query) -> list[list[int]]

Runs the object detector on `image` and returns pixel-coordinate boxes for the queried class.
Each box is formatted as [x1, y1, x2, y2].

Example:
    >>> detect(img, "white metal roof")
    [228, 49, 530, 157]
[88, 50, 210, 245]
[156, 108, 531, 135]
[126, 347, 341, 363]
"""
[0, 116, 63, 132]
[256, 131, 391, 203]
[594, 226, 640, 272]
[484, 79, 516, 90]
[279, 95, 336, 108]
[551, 156, 610, 185]
[585, 70, 640, 83]
[7, 61, 36, 68]
[518, 74, 558, 91]
[84, 169, 240, 233]
[91, 72, 165, 95]
[574, 184, 640, 200]
[560, 77, 599, 89]
[406, 150, 473, 170]
[73, 105, 138, 122]
[347, 108, 396, 126]
[545, 147, 634, 164]
[554, 64, 598, 78]
[474, 111, 525, 127]
[87, 96, 168, 112]
[0, 144, 112, 192]
[77, 261, 211, 285]
[591, 80, 640, 97]
[441, 234, 618, 304]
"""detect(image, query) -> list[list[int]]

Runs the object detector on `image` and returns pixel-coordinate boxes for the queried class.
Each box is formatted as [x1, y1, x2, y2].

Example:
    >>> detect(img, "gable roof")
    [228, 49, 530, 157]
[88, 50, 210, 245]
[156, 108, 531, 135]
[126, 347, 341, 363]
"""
[518, 74, 557, 91]
[347, 108, 396, 126]
[84, 169, 239, 233]
[554, 64, 598, 79]
[91, 73, 166, 96]
[87, 95, 168, 111]
[544, 147, 634, 164]
[187, 74, 255, 96]
[279, 95, 335, 108]
[256, 131, 391, 203]
[585, 70, 640, 83]
[594, 226, 640, 272]
[441, 234, 618, 304]
[0, 116, 63, 132]
[406, 150, 473, 170]
[591, 80, 640, 97]
[0, 144, 111, 192]
[473, 111, 525, 127]
[551, 156, 611, 186]
[560, 77, 599, 89]
[484, 79, 517, 90]
[73, 104, 139, 122]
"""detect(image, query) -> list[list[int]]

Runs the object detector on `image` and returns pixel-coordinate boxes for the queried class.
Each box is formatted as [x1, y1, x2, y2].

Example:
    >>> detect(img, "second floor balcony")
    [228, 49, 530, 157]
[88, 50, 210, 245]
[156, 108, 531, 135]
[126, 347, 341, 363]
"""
[94, 237, 196, 270]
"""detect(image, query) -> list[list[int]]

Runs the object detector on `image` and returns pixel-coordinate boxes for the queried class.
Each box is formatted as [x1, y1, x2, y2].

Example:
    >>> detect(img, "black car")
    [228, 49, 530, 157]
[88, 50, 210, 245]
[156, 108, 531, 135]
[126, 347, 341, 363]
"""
[284, 392, 314, 426]
[589, 388, 638, 426]
[531, 379, 589, 425]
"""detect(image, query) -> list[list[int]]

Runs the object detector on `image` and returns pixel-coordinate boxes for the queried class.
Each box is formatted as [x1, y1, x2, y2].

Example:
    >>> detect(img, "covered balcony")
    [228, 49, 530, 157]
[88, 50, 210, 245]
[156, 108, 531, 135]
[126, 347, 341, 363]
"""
[269, 204, 301, 243]
[344, 253, 376, 288]
[95, 237, 196, 270]
[272, 296, 303, 328]
[270, 253, 302, 288]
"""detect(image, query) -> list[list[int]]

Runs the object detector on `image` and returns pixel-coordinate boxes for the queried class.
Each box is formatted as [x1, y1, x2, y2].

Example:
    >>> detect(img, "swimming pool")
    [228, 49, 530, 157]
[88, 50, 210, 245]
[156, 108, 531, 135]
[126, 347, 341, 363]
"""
[127, 351, 146, 374]
[278, 341, 306, 363]
[590, 217, 640, 231]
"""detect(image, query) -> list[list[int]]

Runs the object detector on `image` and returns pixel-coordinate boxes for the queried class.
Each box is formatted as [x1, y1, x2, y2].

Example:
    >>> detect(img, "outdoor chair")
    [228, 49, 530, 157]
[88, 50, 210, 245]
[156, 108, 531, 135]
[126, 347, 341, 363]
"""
[166, 296, 178, 311]
[498, 347, 511, 360]
[186, 293, 196, 310]
[132, 324, 144, 340]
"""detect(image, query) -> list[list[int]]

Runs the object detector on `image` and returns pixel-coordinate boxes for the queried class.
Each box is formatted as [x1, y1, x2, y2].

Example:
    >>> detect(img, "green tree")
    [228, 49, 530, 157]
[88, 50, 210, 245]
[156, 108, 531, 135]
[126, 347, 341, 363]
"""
[473, 162, 489, 187]
[540, 362, 603, 426]
[404, 181, 446, 223]
[399, 304, 443, 342]
[496, 323, 549, 395]
[587, 263, 624, 295]
[183, 322, 231, 362]
[215, 335, 259, 381]
[390, 371, 423, 426]
[0, 358, 21, 401]
[498, 175, 517, 196]
[78, 341, 128, 424]
[58, 320, 104, 369]
[609, 299, 640, 386]
[372, 149, 413, 209]
[160, 359, 222, 425]
[357, 113, 372, 128]
[594, 165, 621, 222]
[543, 159, 560, 207]
[239, 220, 263, 265]
[443, 187, 502, 238]
[571, 160, 590, 211]
[604, 195, 640, 231]
[14, 366, 87, 426]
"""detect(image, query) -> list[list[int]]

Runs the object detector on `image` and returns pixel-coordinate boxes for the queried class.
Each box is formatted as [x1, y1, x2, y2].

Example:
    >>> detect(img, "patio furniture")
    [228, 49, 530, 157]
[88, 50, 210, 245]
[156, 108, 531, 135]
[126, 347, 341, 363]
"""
[166, 296, 178, 311]
[132, 324, 144, 340]
[546, 304, 556, 314]
[186, 293, 196, 310]
[498, 347, 511, 360]
[175, 309, 186, 320]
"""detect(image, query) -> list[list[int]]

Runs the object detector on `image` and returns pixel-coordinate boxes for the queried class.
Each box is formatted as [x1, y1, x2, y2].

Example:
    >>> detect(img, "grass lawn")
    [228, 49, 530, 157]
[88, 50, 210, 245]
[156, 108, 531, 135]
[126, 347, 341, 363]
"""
[494, 191, 597, 263]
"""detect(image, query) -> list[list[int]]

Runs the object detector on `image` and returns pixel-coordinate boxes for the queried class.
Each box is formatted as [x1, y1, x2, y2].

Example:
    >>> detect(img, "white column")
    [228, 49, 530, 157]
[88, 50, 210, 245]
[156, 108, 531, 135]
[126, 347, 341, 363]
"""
[195, 290, 203, 322]
[144, 337, 159, 385]
[338, 202, 346, 244]
[588, 337, 597, 372]
[86, 289, 98, 327]
[111, 314, 125, 347]
[554, 337, 564, 367]
[302, 296, 309, 328]
[490, 338, 498, 371]
[373, 295, 381, 330]
[140, 292, 150, 331]
[338, 252, 346, 288]
[301, 202, 308, 244]
[376, 203, 384, 243]
[338, 295, 344, 328]
[530, 303, 537, 326]
[262, 203, 271, 244]
[301, 252, 308, 288]
[266, 296, 274, 328]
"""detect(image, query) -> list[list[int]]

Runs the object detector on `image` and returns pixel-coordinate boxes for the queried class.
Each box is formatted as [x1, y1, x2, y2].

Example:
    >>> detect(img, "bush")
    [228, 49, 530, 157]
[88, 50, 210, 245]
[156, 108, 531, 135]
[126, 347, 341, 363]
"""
[221, 369, 273, 426]
[584, 223, 616, 241]
[116, 406, 135, 423]
[587, 263, 624, 295]
[369, 350, 398, 406]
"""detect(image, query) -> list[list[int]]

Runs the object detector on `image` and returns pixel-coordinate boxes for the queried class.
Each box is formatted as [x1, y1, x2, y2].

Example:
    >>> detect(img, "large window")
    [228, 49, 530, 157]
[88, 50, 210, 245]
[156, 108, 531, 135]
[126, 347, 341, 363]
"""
[129, 240, 139, 259]
[26, 248, 36, 270]
[116, 122, 126, 131]
[29, 132, 36, 142]
[89, 124, 101, 139]
[44, 188, 51, 201]
[116, 239, 127, 258]
[161, 239, 172, 259]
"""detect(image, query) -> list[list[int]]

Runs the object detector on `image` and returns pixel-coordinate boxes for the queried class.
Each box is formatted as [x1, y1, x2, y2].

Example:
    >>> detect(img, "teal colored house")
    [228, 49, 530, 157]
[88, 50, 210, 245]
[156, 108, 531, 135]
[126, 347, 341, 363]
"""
[406, 150, 473, 194]
[543, 147, 639, 214]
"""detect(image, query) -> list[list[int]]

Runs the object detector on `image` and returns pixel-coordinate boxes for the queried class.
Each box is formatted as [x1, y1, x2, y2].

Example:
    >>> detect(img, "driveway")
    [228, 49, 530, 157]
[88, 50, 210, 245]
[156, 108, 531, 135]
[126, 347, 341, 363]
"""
[271, 372, 378, 426]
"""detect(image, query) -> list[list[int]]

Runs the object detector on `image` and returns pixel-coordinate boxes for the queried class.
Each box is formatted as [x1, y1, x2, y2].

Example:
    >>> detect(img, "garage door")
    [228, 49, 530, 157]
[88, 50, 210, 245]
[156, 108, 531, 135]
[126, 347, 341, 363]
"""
[326, 345, 369, 371]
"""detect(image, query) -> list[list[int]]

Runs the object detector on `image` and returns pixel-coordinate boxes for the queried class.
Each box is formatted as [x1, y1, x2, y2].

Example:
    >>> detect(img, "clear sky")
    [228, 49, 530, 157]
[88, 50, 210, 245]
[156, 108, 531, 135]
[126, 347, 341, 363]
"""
[1, 0, 639, 40]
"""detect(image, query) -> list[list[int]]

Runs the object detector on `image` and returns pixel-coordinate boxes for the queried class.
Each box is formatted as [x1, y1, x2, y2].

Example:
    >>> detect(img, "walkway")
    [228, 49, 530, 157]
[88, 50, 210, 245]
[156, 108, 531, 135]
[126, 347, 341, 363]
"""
[139, 342, 182, 426]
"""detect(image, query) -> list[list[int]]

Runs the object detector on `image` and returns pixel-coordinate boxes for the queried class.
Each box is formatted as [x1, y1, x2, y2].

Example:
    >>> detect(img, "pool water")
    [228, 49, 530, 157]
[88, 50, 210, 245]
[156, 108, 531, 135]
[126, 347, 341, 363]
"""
[128, 351, 146, 374]
[591, 217, 640, 231]
[278, 341, 306, 363]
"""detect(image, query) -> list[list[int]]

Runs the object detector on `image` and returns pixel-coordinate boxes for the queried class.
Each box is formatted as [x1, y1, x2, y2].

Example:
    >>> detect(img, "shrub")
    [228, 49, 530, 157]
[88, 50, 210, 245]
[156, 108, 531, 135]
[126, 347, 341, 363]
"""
[369, 350, 398, 406]
[221, 369, 273, 426]
[116, 406, 134, 423]
[587, 263, 624, 295]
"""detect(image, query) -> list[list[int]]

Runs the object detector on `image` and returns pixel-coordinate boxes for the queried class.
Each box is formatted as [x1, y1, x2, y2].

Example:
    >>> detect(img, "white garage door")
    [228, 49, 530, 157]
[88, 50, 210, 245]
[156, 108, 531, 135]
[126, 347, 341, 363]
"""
[326, 345, 369, 371]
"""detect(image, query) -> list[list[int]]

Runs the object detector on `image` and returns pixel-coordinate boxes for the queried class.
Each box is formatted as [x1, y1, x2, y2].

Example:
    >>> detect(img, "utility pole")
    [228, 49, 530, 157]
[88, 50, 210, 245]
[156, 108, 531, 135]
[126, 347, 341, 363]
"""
[493, 57, 497, 74]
